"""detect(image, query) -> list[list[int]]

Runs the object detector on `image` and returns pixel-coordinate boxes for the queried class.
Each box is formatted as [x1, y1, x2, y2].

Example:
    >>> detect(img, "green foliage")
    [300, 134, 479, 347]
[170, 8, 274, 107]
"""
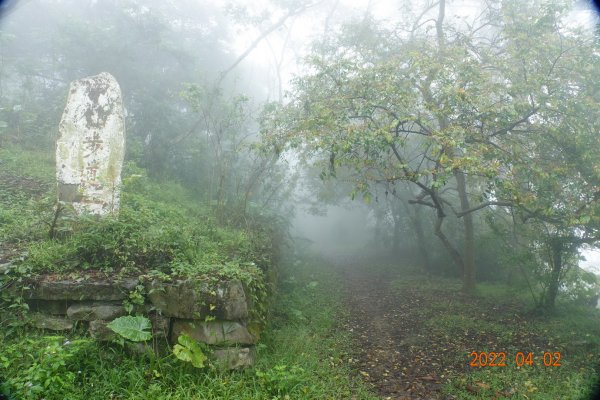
[474, 282, 534, 309]
[0, 146, 54, 243]
[0, 145, 55, 183]
[107, 316, 152, 342]
[0, 335, 94, 399]
[172, 334, 207, 368]
[123, 284, 146, 314]
[560, 266, 600, 303]
[255, 365, 306, 396]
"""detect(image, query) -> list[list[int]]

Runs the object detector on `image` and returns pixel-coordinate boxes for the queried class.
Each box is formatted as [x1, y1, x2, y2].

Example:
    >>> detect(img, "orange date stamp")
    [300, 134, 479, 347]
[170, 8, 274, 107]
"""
[469, 351, 562, 367]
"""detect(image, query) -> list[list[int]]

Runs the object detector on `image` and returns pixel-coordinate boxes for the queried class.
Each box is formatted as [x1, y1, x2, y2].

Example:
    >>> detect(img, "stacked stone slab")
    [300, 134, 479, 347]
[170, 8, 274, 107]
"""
[19, 276, 258, 369]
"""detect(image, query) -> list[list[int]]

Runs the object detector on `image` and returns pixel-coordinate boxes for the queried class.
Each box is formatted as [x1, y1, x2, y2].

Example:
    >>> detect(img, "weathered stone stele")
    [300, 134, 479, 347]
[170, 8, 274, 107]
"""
[57, 72, 125, 215]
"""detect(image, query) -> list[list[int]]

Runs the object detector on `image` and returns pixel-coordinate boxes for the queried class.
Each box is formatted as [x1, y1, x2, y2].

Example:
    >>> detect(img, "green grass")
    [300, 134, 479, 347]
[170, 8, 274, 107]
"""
[0, 146, 55, 243]
[446, 363, 598, 400]
[474, 281, 535, 307]
[0, 257, 377, 400]
[0, 145, 55, 182]
[425, 314, 505, 337]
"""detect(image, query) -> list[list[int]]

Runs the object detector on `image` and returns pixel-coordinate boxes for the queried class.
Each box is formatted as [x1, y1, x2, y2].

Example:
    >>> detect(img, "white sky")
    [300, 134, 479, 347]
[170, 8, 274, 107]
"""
[226, 0, 492, 99]
[226, 0, 598, 101]
[581, 248, 600, 274]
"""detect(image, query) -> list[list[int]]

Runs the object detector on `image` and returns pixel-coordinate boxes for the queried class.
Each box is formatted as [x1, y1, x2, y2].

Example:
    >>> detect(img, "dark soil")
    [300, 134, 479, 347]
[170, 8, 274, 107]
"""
[336, 259, 554, 400]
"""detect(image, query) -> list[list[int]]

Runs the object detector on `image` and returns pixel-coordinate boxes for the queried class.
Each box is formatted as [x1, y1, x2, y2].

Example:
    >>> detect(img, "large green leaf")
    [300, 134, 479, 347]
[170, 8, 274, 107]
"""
[106, 316, 152, 342]
[173, 334, 207, 368]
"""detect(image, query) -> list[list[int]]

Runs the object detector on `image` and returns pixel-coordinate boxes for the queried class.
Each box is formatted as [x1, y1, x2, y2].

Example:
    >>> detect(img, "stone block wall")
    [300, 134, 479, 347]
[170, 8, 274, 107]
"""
[18, 276, 258, 369]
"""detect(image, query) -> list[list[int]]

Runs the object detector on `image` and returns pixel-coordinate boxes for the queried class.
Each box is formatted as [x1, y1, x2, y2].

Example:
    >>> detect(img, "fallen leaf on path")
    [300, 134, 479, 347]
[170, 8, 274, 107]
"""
[466, 385, 479, 394]
[475, 382, 491, 389]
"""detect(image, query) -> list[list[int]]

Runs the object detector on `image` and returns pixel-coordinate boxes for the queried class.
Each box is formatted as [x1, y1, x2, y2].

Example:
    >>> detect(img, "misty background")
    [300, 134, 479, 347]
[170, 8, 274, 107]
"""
[1, 0, 599, 298]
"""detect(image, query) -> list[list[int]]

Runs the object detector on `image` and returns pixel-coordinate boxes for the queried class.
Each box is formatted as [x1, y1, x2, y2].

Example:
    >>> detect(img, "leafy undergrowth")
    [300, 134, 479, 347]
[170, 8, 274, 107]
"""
[392, 266, 600, 400]
[0, 146, 54, 246]
[0, 257, 377, 400]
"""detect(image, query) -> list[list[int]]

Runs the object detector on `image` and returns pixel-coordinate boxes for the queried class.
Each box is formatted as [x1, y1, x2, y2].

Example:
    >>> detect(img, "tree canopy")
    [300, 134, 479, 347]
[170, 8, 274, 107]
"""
[261, 0, 600, 298]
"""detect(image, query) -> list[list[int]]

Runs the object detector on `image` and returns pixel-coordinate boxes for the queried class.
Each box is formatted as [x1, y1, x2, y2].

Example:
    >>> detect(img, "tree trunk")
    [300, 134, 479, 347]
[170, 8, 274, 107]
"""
[390, 203, 402, 256]
[544, 241, 563, 311]
[392, 217, 401, 256]
[410, 206, 431, 273]
[434, 209, 464, 271]
[455, 169, 476, 293]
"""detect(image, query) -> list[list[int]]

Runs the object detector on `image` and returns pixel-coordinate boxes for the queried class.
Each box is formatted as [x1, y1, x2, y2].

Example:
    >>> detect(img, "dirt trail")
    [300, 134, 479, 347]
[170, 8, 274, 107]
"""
[336, 260, 464, 400]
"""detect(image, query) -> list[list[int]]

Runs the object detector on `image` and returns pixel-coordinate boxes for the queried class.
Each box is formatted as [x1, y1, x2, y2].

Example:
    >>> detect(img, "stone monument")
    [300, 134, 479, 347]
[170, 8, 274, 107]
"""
[56, 72, 125, 215]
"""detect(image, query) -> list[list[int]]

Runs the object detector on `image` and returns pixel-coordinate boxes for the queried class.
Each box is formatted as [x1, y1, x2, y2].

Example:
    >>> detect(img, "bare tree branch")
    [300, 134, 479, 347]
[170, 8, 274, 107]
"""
[219, 2, 320, 84]
[490, 107, 538, 137]
[455, 201, 513, 217]
[408, 198, 436, 208]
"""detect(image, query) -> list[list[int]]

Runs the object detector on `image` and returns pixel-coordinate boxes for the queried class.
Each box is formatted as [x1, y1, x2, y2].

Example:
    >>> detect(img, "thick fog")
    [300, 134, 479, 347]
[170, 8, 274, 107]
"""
[0, 0, 596, 272]
[293, 204, 373, 258]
